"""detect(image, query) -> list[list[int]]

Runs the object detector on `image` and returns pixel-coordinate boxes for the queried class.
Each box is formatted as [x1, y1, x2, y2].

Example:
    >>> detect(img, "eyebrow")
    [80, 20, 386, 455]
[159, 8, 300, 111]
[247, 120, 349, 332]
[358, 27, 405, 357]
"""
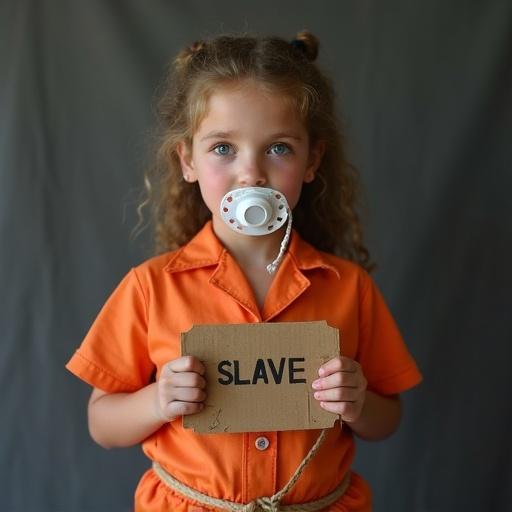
[200, 131, 235, 141]
[200, 131, 304, 142]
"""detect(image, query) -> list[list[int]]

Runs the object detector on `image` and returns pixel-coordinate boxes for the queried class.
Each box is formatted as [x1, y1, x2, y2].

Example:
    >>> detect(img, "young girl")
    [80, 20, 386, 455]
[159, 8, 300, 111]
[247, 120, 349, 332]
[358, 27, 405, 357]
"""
[66, 31, 421, 511]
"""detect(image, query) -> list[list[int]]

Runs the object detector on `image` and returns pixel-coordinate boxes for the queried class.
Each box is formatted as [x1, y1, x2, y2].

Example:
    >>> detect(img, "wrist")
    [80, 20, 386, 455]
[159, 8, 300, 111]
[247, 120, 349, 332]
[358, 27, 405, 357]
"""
[344, 390, 401, 441]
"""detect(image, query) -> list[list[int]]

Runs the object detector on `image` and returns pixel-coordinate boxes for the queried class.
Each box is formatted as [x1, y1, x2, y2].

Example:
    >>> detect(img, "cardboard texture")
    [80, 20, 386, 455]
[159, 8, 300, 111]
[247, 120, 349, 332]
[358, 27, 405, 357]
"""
[181, 321, 340, 434]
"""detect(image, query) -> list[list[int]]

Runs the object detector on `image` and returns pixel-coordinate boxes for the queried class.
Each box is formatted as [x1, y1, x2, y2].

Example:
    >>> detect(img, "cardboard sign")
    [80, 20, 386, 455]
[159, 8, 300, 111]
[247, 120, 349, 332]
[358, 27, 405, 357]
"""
[181, 321, 340, 434]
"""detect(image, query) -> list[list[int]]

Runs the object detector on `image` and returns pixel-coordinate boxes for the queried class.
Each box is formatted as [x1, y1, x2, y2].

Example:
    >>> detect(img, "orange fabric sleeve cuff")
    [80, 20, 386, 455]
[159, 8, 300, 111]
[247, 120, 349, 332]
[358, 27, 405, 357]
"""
[367, 363, 422, 396]
[66, 349, 141, 393]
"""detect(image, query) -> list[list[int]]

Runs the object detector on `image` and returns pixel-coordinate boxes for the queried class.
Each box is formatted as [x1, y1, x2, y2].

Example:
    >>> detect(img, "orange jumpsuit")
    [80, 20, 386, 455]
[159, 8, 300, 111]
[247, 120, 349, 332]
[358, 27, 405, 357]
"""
[66, 221, 422, 511]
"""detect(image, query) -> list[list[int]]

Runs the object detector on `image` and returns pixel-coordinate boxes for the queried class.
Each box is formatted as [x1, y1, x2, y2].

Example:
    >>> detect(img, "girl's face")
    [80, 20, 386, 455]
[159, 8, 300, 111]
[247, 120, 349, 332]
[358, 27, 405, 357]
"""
[177, 83, 324, 234]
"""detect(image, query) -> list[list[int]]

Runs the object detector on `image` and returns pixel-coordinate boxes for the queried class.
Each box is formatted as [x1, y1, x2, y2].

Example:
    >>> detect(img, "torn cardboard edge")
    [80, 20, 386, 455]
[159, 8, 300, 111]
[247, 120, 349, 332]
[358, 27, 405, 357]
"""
[181, 321, 340, 434]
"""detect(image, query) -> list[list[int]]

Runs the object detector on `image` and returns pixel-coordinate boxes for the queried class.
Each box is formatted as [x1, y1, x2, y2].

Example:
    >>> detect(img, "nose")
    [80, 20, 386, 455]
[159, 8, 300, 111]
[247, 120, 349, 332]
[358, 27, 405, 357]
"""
[237, 157, 267, 187]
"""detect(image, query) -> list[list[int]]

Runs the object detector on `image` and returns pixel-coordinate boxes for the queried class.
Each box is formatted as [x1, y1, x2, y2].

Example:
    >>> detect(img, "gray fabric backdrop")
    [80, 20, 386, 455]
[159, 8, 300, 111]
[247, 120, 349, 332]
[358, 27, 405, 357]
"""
[1, 1, 511, 511]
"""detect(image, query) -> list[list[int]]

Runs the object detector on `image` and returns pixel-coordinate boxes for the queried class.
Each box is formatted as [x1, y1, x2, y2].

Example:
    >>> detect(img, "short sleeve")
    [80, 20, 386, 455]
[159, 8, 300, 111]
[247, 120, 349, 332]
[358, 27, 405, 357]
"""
[66, 268, 154, 393]
[357, 271, 422, 395]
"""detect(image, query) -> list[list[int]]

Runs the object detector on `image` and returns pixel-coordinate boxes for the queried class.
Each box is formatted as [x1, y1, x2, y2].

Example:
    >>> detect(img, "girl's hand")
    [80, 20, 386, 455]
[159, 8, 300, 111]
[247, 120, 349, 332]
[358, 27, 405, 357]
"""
[156, 356, 207, 422]
[312, 356, 367, 423]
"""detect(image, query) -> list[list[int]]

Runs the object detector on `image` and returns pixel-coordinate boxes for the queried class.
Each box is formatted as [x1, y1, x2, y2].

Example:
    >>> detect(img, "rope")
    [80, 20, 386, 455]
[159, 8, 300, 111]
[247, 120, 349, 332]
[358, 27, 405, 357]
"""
[267, 209, 293, 274]
[152, 428, 351, 511]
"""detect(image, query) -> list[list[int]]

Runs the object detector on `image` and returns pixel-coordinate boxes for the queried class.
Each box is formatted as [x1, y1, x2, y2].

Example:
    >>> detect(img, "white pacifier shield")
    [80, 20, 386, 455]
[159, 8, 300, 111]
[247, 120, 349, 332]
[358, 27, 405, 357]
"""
[220, 187, 289, 236]
[236, 197, 270, 227]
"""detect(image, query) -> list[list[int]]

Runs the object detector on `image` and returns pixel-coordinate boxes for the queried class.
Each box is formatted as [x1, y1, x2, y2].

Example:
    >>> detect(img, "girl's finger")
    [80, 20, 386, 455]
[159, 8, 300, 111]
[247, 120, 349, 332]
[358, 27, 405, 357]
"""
[163, 400, 204, 420]
[168, 387, 207, 403]
[320, 402, 361, 423]
[318, 400, 345, 415]
[162, 372, 206, 389]
[313, 386, 360, 403]
[318, 356, 359, 377]
[320, 401, 361, 422]
[162, 356, 206, 377]
[312, 371, 360, 390]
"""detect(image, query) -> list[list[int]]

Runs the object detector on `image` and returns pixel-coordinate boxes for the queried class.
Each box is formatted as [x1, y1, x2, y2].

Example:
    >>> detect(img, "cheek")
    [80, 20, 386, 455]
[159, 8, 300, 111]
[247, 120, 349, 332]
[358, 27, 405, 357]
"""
[197, 167, 231, 208]
[283, 185, 304, 210]
[272, 167, 307, 209]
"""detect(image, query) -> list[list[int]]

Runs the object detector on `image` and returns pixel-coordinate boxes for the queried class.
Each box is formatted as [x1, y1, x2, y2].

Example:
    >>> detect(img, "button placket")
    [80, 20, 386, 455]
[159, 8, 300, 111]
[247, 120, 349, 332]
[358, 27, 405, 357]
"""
[246, 432, 277, 499]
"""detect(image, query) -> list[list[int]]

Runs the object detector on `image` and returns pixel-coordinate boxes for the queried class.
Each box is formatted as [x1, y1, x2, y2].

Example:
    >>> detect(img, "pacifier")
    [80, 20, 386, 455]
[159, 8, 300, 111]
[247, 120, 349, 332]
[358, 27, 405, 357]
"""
[219, 187, 289, 236]
[219, 187, 293, 274]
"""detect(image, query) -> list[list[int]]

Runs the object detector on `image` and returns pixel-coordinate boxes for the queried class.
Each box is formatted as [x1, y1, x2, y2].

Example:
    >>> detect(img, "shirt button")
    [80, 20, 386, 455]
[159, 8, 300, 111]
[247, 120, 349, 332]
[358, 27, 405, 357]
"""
[255, 436, 270, 451]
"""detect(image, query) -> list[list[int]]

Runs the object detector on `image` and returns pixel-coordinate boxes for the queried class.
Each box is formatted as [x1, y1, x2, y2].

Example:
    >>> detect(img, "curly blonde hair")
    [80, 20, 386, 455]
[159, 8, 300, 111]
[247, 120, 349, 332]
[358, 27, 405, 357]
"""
[137, 31, 374, 272]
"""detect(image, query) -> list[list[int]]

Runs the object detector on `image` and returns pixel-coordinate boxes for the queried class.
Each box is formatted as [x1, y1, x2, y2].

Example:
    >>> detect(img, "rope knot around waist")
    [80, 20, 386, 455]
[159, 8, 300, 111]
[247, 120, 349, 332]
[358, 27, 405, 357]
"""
[241, 496, 280, 512]
[152, 428, 352, 511]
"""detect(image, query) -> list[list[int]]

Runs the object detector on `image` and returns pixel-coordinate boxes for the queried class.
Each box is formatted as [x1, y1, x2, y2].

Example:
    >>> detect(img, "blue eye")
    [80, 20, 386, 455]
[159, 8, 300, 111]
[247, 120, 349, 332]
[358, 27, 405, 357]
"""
[213, 144, 233, 156]
[269, 143, 290, 156]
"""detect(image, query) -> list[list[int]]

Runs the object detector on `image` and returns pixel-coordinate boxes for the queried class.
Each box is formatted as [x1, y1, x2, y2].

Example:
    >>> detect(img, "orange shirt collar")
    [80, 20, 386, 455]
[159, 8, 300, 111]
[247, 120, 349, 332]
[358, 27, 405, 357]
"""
[164, 220, 340, 279]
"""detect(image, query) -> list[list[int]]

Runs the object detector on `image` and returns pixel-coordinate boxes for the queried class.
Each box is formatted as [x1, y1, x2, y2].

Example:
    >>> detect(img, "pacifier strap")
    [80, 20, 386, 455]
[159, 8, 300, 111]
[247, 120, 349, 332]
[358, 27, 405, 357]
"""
[266, 210, 292, 274]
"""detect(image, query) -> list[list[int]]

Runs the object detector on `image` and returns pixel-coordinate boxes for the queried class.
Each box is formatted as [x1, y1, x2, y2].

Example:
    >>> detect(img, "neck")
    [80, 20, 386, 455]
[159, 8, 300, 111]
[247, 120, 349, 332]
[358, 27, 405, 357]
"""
[211, 217, 286, 271]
